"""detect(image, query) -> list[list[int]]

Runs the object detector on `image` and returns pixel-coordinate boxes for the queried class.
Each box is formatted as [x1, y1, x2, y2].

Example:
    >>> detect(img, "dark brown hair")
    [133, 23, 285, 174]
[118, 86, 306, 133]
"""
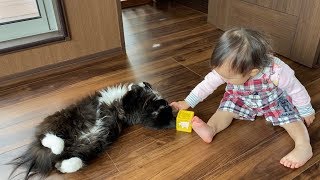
[211, 27, 273, 75]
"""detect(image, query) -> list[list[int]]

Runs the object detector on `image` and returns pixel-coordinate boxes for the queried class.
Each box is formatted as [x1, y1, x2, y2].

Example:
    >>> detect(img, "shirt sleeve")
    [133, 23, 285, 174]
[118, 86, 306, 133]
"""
[185, 70, 225, 108]
[275, 58, 315, 117]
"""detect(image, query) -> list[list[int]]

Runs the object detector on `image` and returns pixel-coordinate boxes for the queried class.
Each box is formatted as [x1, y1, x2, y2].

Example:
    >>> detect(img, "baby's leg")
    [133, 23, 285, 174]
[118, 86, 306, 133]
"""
[192, 110, 235, 143]
[280, 121, 313, 168]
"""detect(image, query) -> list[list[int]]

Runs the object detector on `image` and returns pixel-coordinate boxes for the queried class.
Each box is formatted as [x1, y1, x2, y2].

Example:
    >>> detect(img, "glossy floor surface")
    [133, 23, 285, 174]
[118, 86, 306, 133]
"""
[0, 2, 319, 179]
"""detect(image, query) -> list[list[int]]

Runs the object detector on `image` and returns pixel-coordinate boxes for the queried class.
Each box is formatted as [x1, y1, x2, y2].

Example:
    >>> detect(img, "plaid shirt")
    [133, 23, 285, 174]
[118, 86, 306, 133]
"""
[185, 56, 315, 117]
[219, 65, 301, 125]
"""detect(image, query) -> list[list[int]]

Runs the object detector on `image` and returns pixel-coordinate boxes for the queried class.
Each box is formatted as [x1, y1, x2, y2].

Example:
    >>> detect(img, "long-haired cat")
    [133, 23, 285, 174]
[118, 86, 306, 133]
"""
[9, 82, 175, 179]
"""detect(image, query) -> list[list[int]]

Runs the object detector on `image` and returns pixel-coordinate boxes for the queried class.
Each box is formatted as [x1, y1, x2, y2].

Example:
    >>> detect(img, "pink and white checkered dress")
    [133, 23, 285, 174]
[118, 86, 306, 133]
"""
[219, 64, 302, 125]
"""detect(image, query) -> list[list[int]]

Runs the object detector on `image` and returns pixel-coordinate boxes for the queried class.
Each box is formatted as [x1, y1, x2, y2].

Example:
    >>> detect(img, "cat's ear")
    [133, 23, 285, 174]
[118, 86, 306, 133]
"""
[128, 84, 140, 91]
[142, 82, 152, 89]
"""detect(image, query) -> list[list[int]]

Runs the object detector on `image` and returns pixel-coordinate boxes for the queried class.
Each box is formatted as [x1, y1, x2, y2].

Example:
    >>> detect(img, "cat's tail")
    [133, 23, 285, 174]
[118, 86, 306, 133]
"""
[8, 140, 56, 180]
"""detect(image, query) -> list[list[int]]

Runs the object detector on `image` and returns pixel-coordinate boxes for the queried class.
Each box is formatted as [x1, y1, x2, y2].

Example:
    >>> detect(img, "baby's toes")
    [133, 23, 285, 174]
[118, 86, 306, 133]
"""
[280, 157, 289, 166]
[284, 160, 292, 168]
[290, 162, 297, 169]
[191, 116, 202, 124]
[294, 162, 302, 168]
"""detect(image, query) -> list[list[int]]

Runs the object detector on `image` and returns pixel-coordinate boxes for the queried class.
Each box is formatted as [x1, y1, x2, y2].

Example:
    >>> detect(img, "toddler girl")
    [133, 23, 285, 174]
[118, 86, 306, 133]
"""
[171, 28, 315, 169]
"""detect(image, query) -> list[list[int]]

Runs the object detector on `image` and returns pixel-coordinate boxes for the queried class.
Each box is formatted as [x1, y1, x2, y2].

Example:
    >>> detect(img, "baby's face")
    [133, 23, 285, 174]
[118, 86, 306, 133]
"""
[214, 63, 252, 85]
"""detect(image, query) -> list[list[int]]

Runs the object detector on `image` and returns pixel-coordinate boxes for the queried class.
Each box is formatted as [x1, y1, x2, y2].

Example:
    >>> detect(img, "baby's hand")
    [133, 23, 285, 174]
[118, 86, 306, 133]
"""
[170, 101, 190, 110]
[303, 114, 315, 127]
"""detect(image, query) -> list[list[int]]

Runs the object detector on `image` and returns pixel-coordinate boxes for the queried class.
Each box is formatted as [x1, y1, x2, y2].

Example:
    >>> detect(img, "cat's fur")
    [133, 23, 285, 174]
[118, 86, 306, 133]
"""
[9, 82, 175, 179]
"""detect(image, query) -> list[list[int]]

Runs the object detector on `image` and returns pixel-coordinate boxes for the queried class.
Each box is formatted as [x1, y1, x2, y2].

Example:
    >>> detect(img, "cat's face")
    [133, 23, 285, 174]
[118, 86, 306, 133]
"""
[123, 82, 175, 129]
[143, 94, 175, 129]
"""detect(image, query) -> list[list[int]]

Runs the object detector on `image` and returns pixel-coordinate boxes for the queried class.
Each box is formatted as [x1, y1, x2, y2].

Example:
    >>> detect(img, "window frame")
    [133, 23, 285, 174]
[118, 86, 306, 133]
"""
[0, 0, 69, 54]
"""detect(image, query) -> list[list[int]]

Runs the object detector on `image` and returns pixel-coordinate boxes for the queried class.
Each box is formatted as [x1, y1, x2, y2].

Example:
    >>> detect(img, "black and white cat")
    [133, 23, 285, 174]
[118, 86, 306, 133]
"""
[10, 82, 175, 179]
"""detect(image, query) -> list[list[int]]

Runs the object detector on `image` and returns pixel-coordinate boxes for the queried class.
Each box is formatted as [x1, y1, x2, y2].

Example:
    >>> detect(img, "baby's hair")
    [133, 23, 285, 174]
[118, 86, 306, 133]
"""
[211, 27, 273, 75]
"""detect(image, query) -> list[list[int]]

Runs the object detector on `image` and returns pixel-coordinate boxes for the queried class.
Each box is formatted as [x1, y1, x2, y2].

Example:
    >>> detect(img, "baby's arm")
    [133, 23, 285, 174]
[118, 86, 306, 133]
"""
[170, 71, 225, 110]
[275, 59, 315, 125]
[184, 70, 225, 108]
[170, 101, 190, 110]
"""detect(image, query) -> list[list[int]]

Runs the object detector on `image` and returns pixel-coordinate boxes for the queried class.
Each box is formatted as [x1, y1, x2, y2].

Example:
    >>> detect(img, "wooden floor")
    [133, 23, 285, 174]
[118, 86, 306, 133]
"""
[1, 2, 320, 179]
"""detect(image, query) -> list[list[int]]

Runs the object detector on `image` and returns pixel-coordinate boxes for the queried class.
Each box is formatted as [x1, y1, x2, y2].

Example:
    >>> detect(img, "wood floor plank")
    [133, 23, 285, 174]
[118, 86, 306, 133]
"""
[125, 24, 216, 56]
[123, 5, 203, 35]
[122, 3, 199, 20]
[0, 119, 36, 154]
[173, 48, 215, 77]
[294, 161, 320, 179]
[200, 113, 320, 180]
[124, 16, 208, 46]
[107, 119, 283, 179]
[126, 30, 221, 66]
[0, 146, 29, 180]
[0, 55, 130, 106]
[64, 152, 119, 180]
[306, 78, 320, 112]
[124, 13, 205, 36]
[122, 4, 161, 19]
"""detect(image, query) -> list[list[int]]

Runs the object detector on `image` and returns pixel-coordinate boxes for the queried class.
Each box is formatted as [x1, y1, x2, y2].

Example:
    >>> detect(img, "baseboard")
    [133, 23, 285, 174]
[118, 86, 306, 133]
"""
[0, 47, 124, 89]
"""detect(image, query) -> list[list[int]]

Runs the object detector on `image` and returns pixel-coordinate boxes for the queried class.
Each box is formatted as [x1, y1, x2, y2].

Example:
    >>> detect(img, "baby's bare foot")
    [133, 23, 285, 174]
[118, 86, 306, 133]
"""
[192, 116, 216, 143]
[280, 143, 313, 169]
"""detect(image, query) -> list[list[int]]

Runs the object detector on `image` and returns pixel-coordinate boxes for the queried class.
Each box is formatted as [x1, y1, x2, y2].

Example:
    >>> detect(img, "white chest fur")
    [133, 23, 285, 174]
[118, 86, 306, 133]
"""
[98, 85, 129, 105]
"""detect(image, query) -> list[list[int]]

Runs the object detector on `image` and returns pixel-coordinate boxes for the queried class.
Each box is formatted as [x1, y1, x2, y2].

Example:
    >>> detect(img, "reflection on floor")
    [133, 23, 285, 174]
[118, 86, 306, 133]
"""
[0, 2, 319, 179]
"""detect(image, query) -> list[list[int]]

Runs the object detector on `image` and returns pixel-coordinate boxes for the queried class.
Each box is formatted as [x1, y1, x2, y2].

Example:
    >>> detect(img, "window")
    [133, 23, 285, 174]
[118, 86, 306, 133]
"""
[0, 0, 68, 53]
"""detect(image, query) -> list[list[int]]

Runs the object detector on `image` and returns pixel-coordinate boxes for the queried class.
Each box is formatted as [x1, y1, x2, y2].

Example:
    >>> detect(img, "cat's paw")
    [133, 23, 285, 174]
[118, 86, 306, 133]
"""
[41, 133, 64, 155]
[56, 157, 83, 173]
